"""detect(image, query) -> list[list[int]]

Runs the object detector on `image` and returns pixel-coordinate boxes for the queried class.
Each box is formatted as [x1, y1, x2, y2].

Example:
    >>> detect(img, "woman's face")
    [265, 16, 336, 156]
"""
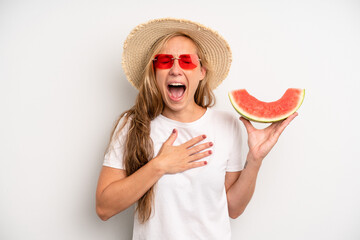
[155, 36, 206, 117]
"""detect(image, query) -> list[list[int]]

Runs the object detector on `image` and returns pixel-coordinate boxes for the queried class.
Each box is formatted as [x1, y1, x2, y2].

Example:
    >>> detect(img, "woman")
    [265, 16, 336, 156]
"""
[96, 18, 297, 240]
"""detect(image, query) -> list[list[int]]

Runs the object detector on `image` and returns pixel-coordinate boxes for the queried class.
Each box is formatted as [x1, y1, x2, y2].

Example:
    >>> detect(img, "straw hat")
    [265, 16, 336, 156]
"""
[122, 18, 232, 90]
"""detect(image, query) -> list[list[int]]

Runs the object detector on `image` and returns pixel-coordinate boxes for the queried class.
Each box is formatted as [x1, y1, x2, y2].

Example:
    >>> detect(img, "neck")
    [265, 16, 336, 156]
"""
[162, 104, 207, 123]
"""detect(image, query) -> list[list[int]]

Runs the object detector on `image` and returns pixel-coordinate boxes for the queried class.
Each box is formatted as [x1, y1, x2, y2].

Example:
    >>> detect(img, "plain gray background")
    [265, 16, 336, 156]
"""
[1, 0, 359, 239]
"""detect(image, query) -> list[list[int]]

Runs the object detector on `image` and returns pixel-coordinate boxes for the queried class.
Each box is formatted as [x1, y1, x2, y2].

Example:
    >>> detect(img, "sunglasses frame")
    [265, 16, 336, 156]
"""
[153, 54, 201, 70]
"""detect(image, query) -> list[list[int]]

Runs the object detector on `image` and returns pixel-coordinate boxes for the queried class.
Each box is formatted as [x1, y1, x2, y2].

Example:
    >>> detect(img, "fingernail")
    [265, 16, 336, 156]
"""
[204, 161, 208, 165]
[202, 134, 206, 139]
[173, 129, 176, 134]
[208, 150, 212, 154]
[209, 142, 213, 146]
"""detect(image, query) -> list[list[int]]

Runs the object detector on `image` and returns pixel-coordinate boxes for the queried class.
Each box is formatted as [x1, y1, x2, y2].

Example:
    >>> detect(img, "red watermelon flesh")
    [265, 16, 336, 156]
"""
[229, 88, 305, 123]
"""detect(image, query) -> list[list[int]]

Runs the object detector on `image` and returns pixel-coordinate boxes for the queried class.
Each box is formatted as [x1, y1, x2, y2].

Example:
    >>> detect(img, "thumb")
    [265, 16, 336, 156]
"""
[164, 129, 178, 146]
[239, 117, 255, 134]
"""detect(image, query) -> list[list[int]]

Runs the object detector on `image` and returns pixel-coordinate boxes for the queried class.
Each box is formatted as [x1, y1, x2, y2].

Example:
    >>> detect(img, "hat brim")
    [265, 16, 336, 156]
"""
[122, 18, 232, 90]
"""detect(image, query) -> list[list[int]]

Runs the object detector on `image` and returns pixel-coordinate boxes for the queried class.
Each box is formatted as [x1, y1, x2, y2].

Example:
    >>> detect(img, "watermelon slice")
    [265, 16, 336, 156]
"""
[229, 88, 305, 123]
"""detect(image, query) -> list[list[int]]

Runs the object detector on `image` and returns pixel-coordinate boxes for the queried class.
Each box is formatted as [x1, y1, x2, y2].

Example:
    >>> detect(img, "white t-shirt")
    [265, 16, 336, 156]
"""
[103, 108, 246, 240]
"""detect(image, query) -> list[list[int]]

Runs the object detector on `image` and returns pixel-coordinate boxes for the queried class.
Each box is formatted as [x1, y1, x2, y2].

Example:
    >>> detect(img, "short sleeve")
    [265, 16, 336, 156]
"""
[103, 117, 130, 170]
[226, 114, 247, 172]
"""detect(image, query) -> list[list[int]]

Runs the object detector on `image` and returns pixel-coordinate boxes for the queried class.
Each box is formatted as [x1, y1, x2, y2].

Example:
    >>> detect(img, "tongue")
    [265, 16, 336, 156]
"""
[169, 86, 185, 99]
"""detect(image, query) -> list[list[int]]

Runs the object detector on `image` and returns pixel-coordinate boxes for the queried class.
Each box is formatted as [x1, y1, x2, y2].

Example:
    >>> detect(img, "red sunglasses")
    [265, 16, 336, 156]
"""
[153, 54, 201, 70]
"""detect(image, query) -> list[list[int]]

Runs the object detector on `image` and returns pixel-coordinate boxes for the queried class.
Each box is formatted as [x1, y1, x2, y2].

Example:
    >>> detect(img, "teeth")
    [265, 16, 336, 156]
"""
[169, 83, 184, 86]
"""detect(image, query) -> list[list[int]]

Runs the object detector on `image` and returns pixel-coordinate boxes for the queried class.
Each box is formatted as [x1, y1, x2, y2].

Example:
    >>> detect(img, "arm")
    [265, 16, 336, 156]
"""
[225, 154, 261, 219]
[225, 112, 298, 219]
[96, 162, 164, 221]
[96, 129, 212, 221]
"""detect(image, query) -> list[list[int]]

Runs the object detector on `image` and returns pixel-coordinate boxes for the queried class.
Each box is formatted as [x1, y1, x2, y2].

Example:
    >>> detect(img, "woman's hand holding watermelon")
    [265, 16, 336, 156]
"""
[239, 112, 298, 165]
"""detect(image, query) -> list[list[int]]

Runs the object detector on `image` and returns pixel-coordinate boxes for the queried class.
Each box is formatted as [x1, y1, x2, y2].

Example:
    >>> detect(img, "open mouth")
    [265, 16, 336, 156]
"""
[167, 83, 186, 100]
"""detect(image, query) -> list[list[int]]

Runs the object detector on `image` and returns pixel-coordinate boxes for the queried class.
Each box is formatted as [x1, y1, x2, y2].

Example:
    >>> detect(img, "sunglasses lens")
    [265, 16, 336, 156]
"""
[179, 54, 198, 70]
[154, 55, 173, 69]
[153, 54, 199, 70]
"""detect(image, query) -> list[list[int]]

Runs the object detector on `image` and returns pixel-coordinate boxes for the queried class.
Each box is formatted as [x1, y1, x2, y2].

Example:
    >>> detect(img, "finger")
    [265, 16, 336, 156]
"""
[189, 150, 212, 162]
[279, 112, 298, 130]
[163, 128, 178, 146]
[182, 134, 207, 149]
[273, 112, 298, 138]
[186, 160, 208, 170]
[239, 117, 255, 134]
[285, 112, 298, 123]
[266, 112, 298, 131]
[264, 120, 282, 132]
[188, 142, 213, 155]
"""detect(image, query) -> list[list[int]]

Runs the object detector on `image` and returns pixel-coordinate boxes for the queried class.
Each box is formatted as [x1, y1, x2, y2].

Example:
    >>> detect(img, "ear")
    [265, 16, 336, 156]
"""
[199, 66, 207, 81]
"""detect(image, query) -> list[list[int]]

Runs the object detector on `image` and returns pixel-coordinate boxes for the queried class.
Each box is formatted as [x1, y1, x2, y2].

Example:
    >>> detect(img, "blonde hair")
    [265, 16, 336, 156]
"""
[105, 32, 215, 223]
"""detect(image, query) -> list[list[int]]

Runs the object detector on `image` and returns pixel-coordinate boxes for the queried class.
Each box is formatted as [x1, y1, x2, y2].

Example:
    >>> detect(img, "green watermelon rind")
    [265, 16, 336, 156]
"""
[228, 89, 305, 123]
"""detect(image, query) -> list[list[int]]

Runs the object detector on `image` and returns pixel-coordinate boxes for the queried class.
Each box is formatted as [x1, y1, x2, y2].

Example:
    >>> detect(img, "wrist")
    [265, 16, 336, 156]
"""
[245, 152, 263, 169]
[149, 156, 166, 176]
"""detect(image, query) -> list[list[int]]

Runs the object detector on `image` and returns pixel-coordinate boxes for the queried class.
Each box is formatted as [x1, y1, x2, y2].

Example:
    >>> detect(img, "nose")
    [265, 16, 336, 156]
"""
[169, 58, 182, 76]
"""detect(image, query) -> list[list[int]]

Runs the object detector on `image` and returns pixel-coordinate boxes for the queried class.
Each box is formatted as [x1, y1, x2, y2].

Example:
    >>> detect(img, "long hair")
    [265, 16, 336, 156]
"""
[105, 32, 215, 223]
